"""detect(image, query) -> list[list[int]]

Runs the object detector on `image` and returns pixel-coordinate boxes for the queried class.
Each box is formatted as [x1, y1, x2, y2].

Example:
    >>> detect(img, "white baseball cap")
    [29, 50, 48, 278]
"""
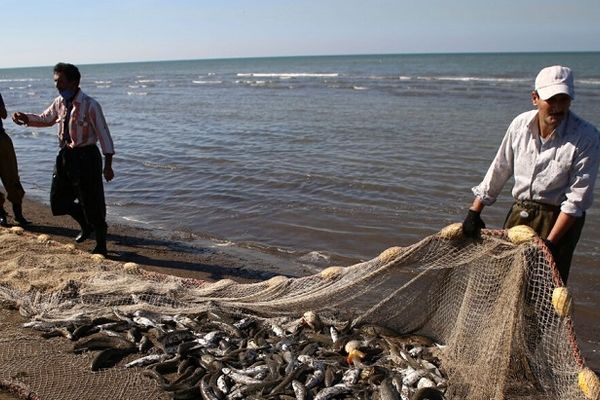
[535, 65, 575, 100]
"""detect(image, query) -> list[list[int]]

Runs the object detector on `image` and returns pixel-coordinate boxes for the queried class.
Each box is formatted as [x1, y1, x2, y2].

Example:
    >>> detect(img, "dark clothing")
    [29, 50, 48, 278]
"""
[503, 200, 585, 283]
[0, 93, 5, 131]
[51, 145, 106, 230]
[0, 131, 26, 208]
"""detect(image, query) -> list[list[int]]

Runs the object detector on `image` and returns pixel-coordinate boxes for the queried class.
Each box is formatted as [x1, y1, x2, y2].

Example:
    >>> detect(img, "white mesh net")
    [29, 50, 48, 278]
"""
[0, 224, 597, 400]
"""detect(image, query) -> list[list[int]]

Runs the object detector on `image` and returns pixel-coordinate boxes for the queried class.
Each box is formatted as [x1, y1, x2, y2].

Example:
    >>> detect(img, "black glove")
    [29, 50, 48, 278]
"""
[543, 239, 558, 259]
[462, 209, 486, 238]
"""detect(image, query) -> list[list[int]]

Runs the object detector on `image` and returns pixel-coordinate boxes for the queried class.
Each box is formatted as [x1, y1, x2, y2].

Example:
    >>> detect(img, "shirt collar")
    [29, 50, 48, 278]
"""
[527, 110, 570, 140]
[60, 88, 83, 106]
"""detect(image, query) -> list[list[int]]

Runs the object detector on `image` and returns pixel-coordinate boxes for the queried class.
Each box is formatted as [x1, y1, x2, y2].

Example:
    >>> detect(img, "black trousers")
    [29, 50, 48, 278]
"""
[51, 145, 106, 230]
[503, 200, 585, 283]
[0, 131, 25, 207]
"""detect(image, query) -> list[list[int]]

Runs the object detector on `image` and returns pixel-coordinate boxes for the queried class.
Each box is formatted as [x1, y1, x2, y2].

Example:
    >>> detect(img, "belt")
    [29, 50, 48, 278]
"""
[61, 144, 97, 152]
[514, 200, 560, 213]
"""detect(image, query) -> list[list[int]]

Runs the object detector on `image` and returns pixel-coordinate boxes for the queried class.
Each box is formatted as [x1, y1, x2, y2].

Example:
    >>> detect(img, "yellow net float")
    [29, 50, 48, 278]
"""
[578, 368, 599, 400]
[37, 234, 51, 243]
[507, 225, 536, 244]
[90, 253, 105, 262]
[438, 223, 464, 239]
[551, 287, 572, 317]
[9, 226, 24, 235]
[377, 246, 403, 264]
[64, 243, 76, 252]
[319, 266, 344, 280]
[123, 262, 140, 272]
[266, 275, 288, 287]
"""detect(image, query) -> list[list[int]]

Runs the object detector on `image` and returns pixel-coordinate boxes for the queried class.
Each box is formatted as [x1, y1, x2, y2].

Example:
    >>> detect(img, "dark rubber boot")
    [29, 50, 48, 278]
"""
[92, 225, 108, 256]
[0, 207, 8, 227]
[68, 206, 92, 243]
[12, 203, 30, 226]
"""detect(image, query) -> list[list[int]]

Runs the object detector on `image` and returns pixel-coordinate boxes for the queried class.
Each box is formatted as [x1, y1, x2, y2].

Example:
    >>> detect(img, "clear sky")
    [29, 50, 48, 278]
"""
[1, 0, 599, 69]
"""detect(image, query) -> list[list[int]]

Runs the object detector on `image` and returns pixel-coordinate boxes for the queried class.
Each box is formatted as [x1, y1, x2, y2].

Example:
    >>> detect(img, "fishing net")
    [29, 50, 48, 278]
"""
[0, 224, 598, 400]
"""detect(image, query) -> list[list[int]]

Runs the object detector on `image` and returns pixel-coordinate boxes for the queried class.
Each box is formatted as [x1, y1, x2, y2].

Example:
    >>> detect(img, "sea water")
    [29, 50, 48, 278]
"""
[1, 52, 599, 266]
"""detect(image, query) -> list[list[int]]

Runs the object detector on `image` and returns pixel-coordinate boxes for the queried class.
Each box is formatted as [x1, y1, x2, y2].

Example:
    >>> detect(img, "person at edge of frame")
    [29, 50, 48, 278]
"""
[462, 65, 600, 284]
[0, 91, 29, 227]
[12, 62, 115, 256]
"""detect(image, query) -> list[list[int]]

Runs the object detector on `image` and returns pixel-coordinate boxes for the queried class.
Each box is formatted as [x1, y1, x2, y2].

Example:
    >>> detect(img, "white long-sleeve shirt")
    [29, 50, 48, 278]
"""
[25, 90, 115, 155]
[472, 110, 600, 217]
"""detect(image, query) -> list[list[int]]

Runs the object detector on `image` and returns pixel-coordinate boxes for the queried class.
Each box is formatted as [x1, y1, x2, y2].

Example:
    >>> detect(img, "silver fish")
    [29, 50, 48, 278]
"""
[125, 353, 164, 368]
[222, 367, 263, 385]
[291, 380, 307, 400]
[314, 383, 351, 400]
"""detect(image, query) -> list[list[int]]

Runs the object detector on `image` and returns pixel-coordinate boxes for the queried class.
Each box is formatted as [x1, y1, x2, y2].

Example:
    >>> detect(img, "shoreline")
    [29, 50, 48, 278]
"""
[13, 197, 322, 283]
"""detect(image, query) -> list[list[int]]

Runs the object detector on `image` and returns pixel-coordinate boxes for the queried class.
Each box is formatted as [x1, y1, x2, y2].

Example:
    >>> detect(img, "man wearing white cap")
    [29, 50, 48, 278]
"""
[462, 65, 600, 283]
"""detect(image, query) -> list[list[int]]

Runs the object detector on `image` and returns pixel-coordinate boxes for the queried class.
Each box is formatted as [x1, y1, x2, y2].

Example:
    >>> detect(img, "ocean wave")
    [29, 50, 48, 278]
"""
[192, 80, 223, 84]
[353, 86, 368, 90]
[136, 79, 162, 83]
[94, 80, 112, 84]
[143, 161, 178, 170]
[0, 78, 39, 82]
[127, 91, 148, 96]
[236, 73, 339, 78]
[578, 79, 600, 85]
[417, 76, 529, 83]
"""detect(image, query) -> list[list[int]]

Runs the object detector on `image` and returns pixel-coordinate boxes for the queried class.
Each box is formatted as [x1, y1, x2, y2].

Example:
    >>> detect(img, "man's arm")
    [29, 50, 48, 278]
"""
[469, 197, 485, 213]
[546, 212, 576, 244]
[103, 154, 114, 182]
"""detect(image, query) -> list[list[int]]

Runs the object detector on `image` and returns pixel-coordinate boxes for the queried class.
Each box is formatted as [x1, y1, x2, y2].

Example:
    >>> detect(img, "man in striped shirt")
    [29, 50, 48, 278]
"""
[13, 63, 115, 256]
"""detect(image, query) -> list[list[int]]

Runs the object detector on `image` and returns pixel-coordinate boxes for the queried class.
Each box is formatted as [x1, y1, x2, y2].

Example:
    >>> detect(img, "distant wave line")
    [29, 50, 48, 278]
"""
[578, 79, 600, 85]
[193, 80, 223, 84]
[236, 73, 339, 78]
[417, 76, 530, 83]
[0, 78, 39, 82]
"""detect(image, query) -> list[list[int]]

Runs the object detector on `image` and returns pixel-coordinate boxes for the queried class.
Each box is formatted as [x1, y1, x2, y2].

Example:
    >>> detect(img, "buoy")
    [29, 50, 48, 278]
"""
[507, 225, 536, 244]
[578, 368, 599, 400]
[551, 287, 572, 317]
[378, 246, 402, 264]
[438, 223, 463, 239]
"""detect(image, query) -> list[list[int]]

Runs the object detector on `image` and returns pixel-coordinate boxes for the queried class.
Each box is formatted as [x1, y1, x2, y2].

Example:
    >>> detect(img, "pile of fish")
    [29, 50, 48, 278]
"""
[26, 308, 448, 400]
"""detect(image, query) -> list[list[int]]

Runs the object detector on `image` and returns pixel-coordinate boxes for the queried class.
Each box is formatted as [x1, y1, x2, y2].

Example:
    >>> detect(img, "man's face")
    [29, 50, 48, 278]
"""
[532, 91, 572, 131]
[53, 72, 77, 92]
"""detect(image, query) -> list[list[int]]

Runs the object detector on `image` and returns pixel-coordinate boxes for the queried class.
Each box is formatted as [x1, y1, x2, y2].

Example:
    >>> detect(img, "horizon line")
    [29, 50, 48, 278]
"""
[2, 50, 599, 70]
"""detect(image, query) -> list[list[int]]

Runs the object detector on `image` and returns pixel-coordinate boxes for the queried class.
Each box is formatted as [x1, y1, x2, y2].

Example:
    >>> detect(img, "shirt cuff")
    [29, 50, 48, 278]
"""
[471, 186, 496, 206]
[560, 202, 583, 217]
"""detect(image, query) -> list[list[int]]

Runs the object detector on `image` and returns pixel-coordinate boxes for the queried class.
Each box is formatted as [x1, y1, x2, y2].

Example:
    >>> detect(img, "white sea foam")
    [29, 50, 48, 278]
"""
[0, 78, 39, 82]
[418, 76, 529, 83]
[298, 251, 330, 267]
[122, 216, 149, 224]
[136, 79, 162, 83]
[353, 86, 368, 90]
[127, 91, 148, 96]
[236, 73, 338, 78]
[192, 80, 223, 84]
[94, 80, 112, 84]
[578, 79, 600, 85]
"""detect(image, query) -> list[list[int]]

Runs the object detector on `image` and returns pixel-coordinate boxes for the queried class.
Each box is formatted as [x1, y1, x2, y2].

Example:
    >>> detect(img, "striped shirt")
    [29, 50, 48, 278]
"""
[25, 90, 114, 155]
[473, 110, 600, 217]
